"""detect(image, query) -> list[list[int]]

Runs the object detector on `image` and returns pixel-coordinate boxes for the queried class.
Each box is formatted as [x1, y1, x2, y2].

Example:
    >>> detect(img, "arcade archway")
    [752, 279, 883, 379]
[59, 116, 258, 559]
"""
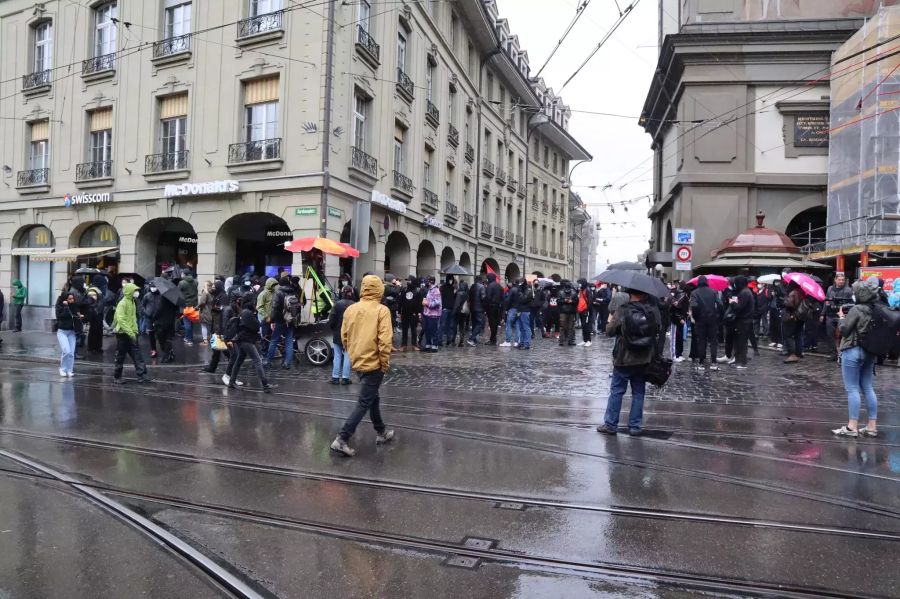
[384, 231, 411, 278]
[417, 240, 437, 277]
[440, 246, 455, 271]
[459, 252, 472, 273]
[480, 257, 500, 276]
[505, 262, 521, 283]
[135, 217, 198, 278]
[216, 213, 292, 277]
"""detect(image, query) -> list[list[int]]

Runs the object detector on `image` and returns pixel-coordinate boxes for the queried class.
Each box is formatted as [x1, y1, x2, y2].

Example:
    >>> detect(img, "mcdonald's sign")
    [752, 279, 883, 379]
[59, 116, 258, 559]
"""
[98, 226, 115, 243]
[35, 229, 49, 245]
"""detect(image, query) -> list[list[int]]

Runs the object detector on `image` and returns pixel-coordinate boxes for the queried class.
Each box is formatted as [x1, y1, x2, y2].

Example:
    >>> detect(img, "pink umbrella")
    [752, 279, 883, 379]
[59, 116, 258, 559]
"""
[783, 272, 826, 302]
[688, 274, 729, 292]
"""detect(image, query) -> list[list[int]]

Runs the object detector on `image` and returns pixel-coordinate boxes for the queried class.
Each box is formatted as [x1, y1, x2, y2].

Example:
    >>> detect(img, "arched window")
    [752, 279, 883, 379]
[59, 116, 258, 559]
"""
[13, 226, 54, 306]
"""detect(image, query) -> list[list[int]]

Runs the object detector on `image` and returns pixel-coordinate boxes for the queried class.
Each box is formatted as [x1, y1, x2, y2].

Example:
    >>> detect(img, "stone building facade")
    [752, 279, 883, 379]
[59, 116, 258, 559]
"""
[0, 0, 589, 328]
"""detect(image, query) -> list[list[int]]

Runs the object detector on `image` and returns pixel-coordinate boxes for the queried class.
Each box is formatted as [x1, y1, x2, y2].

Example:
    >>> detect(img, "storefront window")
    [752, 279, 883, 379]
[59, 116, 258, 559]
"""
[16, 226, 54, 306]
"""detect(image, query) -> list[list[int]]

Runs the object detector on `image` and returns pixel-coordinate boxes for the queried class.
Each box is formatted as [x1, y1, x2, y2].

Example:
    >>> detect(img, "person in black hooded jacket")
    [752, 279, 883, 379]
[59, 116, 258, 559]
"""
[690, 275, 723, 370]
[399, 276, 422, 350]
[729, 275, 754, 368]
[226, 292, 273, 392]
[484, 273, 503, 345]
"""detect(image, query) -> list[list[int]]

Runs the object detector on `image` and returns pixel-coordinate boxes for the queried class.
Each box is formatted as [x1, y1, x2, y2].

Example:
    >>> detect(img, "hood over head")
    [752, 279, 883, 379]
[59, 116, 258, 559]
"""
[93, 274, 108, 290]
[697, 275, 709, 288]
[264, 277, 279, 291]
[360, 275, 385, 302]
[70, 276, 85, 292]
[733, 275, 748, 291]
[241, 292, 257, 311]
[458, 281, 469, 293]
[487, 273, 497, 283]
[12, 279, 22, 287]
[122, 282, 139, 299]
[852, 279, 879, 304]
[214, 280, 225, 294]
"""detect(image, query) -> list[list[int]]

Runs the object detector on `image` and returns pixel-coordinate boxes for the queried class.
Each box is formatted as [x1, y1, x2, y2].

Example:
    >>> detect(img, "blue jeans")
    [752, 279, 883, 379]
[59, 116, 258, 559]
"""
[57, 329, 77, 373]
[517, 312, 532, 348]
[469, 311, 485, 343]
[182, 316, 194, 342]
[505, 308, 519, 343]
[423, 315, 440, 348]
[266, 322, 295, 366]
[332, 343, 351, 380]
[440, 309, 454, 345]
[604, 366, 647, 430]
[841, 345, 877, 421]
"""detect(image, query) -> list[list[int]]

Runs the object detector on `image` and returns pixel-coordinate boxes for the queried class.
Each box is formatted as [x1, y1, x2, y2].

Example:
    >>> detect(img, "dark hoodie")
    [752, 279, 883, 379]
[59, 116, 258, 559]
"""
[484, 273, 503, 307]
[690, 276, 722, 322]
[400, 278, 422, 317]
[440, 278, 456, 309]
[236, 292, 261, 343]
[559, 280, 578, 314]
[732, 275, 754, 321]
[453, 282, 470, 314]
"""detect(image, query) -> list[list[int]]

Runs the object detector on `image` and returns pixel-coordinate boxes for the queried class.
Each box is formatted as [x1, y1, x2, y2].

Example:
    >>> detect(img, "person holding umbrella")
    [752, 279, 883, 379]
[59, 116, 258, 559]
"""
[149, 276, 181, 363]
[690, 276, 724, 371]
[111, 282, 152, 384]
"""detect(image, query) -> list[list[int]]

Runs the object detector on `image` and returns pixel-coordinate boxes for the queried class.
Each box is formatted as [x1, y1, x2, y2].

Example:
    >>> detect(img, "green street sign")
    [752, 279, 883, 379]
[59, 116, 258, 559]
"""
[295, 207, 317, 216]
[327, 207, 344, 219]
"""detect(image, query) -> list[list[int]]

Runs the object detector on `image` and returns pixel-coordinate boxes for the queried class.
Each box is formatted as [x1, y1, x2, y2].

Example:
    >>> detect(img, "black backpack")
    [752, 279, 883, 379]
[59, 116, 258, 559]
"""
[223, 316, 241, 342]
[621, 302, 660, 349]
[283, 294, 300, 325]
[858, 304, 900, 356]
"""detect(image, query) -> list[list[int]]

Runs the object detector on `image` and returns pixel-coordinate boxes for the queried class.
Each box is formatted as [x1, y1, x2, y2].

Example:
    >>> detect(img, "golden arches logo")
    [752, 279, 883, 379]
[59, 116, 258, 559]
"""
[98, 226, 115, 243]
[34, 229, 49, 245]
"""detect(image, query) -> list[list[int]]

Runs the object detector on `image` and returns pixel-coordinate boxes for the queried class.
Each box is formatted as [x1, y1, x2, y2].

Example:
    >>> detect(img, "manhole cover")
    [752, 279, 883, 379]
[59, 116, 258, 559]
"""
[462, 537, 497, 550]
[444, 556, 480, 570]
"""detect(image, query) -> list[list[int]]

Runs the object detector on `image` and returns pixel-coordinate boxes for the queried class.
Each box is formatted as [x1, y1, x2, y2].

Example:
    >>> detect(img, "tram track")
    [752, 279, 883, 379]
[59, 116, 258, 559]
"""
[0, 450, 886, 599]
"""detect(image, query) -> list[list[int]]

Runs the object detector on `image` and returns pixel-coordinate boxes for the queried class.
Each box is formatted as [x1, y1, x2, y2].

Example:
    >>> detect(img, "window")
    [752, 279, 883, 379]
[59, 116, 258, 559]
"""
[450, 14, 459, 53]
[423, 150, 432, 189]
[159, 94, 188, 166]
[30, 121, 50, 171]
[467, 42, 475, 77]
[244, 77, 279, 143]
[33, 21, 52, 73]
[551, 228, 556, 252]
[495, 199, 501, 226]
[94, 2, 117, 57]
[499, 87, 506, 118]
[463, 179, 471, 210]
[352, 92, 369, 150]
[426, 61, 435, 102]
[448, 86, 456, 125]
[532, 221, 537, 246]
[358, 0, 371, 32]
[543, 146, 549, 167]
[161, 117, 187, 154]
[553, 152, 558, 174]
[397, 31, 407, 71]
[165, 1, 192, 38]
[486, 72, 494, 102]
[393, 124, 405, 173]
[89, 109, 113, 164]
[16, 227, 54, 307]
[251, 0, 282, 16]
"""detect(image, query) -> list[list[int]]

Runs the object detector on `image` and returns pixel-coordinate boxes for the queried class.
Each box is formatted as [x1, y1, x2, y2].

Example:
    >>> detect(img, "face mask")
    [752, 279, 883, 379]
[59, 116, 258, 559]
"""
[132, 291, 140, 299]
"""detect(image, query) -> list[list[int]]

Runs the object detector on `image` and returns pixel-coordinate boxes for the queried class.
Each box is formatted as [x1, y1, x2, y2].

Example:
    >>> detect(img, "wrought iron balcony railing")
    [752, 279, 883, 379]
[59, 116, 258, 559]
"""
[17, 168, 49, 187]
[465, 143, 475, 163]
[145, 150, 189, 173]
[229, 138, 281, 163]
[515, 235, 524, 248]
[508, 178, 517, 192]
[396, 67, 414, 100]
[82, 53, 115, 76]
[23, 69, 51, 91]
[423, 188, 439, 211]
[425, 100, 440, 125]
[76, 160, 113, 181]
[480, 221, 492, 237]
[495, 169, 507, 185]
[350, 146, 377, 177]
[540, 249, 548, 257]
[237, 10, 284, 39]
[517, 183, 526, 197]
[444, 200, 459, 219]
[529, 246, 539, 254]
[463, 211, 475, 228]
[532, 199, 540, 211]
[153, 33, 192, 59]
[481, 158, 494, 176]
[355, 25, 380, 62]
[494, 226, 504, 240]
[505, 231, 514, 244]
[542, 201, 549, 214]
[447, 124, 459, 147]
[392, 170, 414, 194]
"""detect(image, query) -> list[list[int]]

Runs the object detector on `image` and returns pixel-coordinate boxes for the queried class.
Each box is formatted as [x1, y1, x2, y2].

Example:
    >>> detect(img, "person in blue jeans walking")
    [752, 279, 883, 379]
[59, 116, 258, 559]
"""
[265, 276, 297, 370]
[515, 280, 533, 350]
[329, 285, 356, 385]
[55, 291, 83, 377]
[500, 280, 521, 347]
[597, 288, 660, 437]
[832, 278, 880, 438]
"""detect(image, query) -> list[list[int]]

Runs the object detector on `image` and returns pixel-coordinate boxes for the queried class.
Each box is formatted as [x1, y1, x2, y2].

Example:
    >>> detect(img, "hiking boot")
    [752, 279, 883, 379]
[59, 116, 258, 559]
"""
[340, 378, 352, 385]
[831, 425, 858, 438]
[375, 430, 395, 445]
[330, 437, 356, 457]
[596, 424, 618, 435]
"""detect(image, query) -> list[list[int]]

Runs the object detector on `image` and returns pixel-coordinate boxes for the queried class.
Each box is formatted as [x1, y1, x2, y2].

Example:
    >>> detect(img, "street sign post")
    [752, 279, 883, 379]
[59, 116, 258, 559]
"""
[674, 228, 695, 245]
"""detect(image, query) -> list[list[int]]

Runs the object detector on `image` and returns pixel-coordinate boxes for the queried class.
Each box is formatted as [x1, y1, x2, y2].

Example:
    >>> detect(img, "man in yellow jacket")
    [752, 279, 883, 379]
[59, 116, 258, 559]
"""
[331, 275, 395, 457]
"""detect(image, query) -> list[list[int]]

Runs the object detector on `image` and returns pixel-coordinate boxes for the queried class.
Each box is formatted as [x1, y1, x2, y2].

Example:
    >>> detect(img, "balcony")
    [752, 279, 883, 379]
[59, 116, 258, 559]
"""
[82, 53, 115, 82]
[462, 211, 475, 231]
[144, 150, 190, 177]
[508, 177, 517, 193]
[22, 70, 51, 95]
[444, 200, 458, 222]
[517, 183, 526, 198]
[495, 169, 507, 185]
[465, 143, 475, 163]
[447, 124, 459, 148]
[75, 160, 113, 182]
[425, 100, 440, 127]
[396, 67, 414, 102]
[542, 201, 549, 214]
[540, 249, 548, 257]
[529, 246, 539, 255]
[16, 168, 49, 191]
[480, 221, 492, 238]
[152, 33, 192, 65]
[228, 138, 283, 172]
[505, 231, 514, 245]
[422, 188, 439, 213]
[532, 199, 539, 211]
[355, 25, 380, 67]
[349, 146, 378, 182]
[515, 234, 524, 248]
[482, 158, 495, 176]
[493, 226, 504, 241]
[237, 10, 284, 45]
[392, 170, 414, 199]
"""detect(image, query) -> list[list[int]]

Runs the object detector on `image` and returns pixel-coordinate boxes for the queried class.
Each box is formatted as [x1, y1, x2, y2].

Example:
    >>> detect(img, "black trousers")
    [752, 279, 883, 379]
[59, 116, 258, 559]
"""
[400, 315, 417, 347]
[486, 306, 500, 343]
[113, 333, 148, 380]
[455, 312, 469, 343]
[724, 324, 736, 358]
[87, 313, 104, 351]
[733, 319, 752, 365]
[824, 317, 840, 357]
[228, 341, 270, 387]
[783, 318, 804, 357]
[12, 304, 23, 331]
[593, 305, 609, 333]
[339, 370, 386, 441]
[579, 312, 591, 342]
[693, 318, 718, 365]
[768, 309, 782, 343]
[750, 318, 760, 352]
[672, 320, 684, 358]
[208, 348, 237, 373]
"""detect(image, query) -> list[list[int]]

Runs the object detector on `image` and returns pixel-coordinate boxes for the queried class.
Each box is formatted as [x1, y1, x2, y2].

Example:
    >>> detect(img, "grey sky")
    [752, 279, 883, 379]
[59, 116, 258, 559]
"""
[496, 0, 657, 272]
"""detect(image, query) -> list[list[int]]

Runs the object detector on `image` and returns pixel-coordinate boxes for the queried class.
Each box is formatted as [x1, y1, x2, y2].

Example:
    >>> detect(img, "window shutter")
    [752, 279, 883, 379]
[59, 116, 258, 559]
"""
[31, 120, 49, 141]
[244, 76, 279, 105]
[159, 93, 188, 119]
[394, 124, 404, 141]
[90, 108, 113, 132]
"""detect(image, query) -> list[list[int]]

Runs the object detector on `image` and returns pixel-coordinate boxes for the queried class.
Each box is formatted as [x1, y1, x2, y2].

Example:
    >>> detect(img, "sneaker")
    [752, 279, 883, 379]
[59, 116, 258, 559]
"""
[222, 374, 231, 386]
[375, 430, 395, 445]
[728, 357, 736, 365]
[674, 357, 685, 363]
[596, 424, 618, 435]
[708, 365, 720, 371]
[776, 344, 783, 349]
[584, 341, 592, 347]
[576, 341, 585, 346]
[59, 368, 67, 377]
[716, 356, 729, 363]
[627, 428, 642, 437]
[263, 386, 273, 394]
[735, 365, 748, 370]
[113, 378, 125, 385]
[499, 342, 511, 347]
[330, 377, 340, 385]
[694, 365, 705, 372]
[768, 342, 777, 347]
[513, 342, 519, 348]
[859, 426, 878, 438]
[66, 371, 75, 377]
[330, 437, 356, 457]
[831, 425, 858, 438]
[466, 340, 476, 347]
[340, 378, 352, 385]
[185, 341, 194, 347]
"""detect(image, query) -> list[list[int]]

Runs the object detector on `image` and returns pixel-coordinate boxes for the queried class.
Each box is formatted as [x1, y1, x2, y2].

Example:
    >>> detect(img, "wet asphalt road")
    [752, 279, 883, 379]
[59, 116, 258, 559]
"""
[0, 330, 897, 598]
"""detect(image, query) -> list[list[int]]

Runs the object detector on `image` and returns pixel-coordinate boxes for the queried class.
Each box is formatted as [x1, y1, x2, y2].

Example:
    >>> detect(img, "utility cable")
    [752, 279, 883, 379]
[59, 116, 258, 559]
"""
[534, 0, 592, 79]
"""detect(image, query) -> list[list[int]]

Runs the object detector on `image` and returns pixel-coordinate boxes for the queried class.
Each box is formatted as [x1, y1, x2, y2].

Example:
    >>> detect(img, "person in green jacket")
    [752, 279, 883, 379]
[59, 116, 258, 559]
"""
[11, 279, 27, 332]
[255, 277, 278, 334]
[112, 282, 152, 384]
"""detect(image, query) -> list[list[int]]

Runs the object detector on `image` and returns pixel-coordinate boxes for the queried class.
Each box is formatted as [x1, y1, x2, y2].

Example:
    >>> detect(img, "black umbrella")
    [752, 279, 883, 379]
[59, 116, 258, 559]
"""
[151, 277, 183, 306]
[592, 261, 645, 281]
[595, 270, 669, 299]
[75, 267, 108, 276]
[441, 263, 473, 276]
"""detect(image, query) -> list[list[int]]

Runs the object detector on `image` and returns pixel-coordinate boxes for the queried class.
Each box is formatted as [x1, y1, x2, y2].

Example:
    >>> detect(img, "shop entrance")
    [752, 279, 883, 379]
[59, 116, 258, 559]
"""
[71, 222, 120, 275]
[135, 217, 198, 278]
[217, 213, 293, 278]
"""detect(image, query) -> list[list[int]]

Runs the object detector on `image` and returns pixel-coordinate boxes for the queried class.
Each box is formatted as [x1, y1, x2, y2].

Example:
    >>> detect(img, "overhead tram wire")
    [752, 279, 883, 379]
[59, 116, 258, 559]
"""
[533, 0, 593, 79]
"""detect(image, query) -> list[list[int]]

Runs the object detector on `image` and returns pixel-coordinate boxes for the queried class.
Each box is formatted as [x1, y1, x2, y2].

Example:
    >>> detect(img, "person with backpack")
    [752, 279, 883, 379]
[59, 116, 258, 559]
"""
[690, 276, 723, 371]
[329, 286, 356, 385]
[576, 279, 593, 347]
[422, 275, 443, 353]
[596, 287, 661, 437]
[466, 276, 486, 346]
[226, 292, 274, 393]
[832, 278, 882, 438]
[330, 275, 395, 457]
[265, 275, 298, 370]
[111, 282, 152, 385]
[558, 280, 578, 347]
[823, 273, 854, 362]
[782, 281, 806, 364]
[670, 282, 689, 362]
[452, 280, 470, 347]
[544, 284, 561, 338]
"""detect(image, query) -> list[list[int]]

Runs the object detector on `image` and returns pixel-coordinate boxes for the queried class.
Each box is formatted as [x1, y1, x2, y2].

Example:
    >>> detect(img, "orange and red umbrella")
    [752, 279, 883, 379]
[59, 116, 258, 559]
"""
[284, 237, 360, 258]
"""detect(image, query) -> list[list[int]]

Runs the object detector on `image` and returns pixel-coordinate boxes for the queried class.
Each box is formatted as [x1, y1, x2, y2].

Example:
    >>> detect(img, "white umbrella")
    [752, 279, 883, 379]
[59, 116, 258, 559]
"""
[758, 274, 781, 285]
